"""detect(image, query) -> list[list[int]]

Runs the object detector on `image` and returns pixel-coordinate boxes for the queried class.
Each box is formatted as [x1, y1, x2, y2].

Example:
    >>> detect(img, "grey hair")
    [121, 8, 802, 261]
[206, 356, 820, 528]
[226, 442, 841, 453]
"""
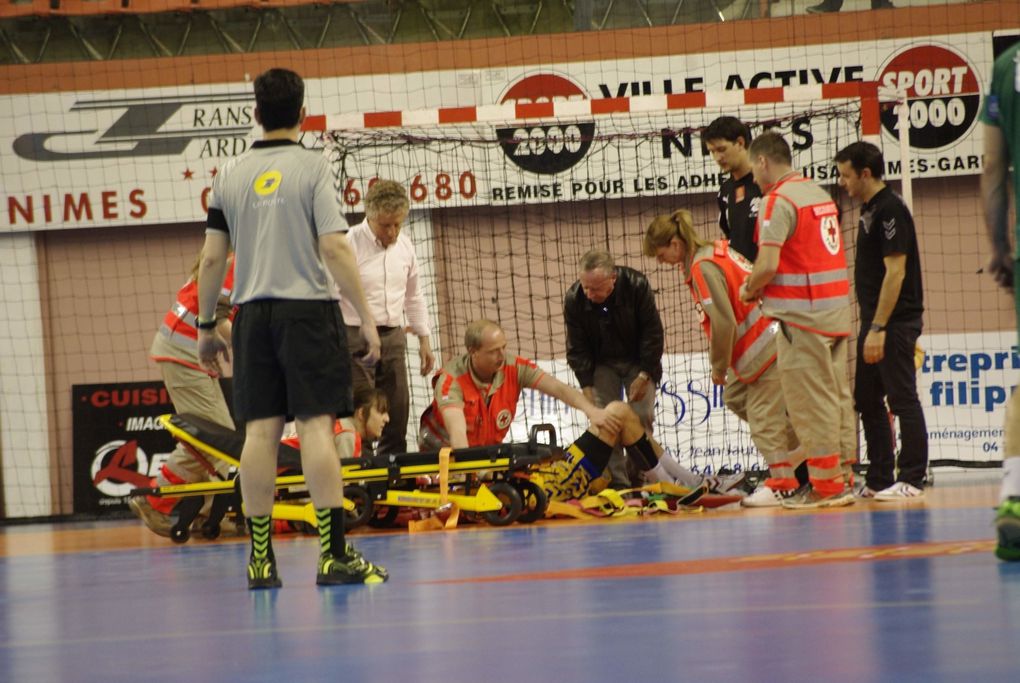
[364, 179, 410, 217]
[579, 249, 615, 275]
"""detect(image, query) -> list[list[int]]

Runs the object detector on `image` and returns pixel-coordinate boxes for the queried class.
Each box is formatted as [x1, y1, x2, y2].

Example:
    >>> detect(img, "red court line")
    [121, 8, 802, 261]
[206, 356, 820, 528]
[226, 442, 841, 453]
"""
[419, 539, 996, 585]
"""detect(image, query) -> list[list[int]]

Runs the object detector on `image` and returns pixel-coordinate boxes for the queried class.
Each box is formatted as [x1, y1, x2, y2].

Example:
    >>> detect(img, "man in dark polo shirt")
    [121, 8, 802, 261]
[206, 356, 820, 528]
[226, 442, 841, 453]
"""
[835, 141, 927, 501]
[705, 116, 760, 263]
[196, 68, 388, 589]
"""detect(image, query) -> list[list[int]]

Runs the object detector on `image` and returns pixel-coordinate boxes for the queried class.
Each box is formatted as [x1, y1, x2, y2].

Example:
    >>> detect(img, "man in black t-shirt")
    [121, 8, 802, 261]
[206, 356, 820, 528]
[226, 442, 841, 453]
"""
[705, 116, 760, 262]
[835, 141, 927, 501]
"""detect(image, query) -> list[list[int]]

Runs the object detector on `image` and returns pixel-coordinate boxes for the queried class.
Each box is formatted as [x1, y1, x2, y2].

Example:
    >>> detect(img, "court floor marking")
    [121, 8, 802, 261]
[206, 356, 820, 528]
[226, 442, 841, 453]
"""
[420, 539, 998, 585]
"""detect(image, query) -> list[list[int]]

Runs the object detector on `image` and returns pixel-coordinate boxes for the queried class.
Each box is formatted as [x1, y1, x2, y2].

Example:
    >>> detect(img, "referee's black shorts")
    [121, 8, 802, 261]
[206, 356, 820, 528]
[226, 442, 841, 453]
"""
[232, 299, 353, 423]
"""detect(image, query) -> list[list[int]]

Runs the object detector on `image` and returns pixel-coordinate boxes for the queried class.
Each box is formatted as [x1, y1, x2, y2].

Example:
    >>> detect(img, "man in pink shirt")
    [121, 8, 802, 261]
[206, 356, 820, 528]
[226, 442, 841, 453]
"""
[341, 180, 435, 455]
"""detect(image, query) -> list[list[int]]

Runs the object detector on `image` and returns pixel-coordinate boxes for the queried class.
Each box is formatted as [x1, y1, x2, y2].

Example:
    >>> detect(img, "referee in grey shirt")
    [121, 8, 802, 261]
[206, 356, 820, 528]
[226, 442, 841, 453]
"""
[197, 68, 388, 589]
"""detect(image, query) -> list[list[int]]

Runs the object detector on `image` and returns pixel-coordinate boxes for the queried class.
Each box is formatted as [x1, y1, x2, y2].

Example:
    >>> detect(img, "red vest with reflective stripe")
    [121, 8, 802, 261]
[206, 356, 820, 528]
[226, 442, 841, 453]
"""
[424, 357, 536, 447]
[689, 240, 777, 382]
[159, 258, 236, 350]
[759, 177, 850, 315]
[280, 419, 362, 457]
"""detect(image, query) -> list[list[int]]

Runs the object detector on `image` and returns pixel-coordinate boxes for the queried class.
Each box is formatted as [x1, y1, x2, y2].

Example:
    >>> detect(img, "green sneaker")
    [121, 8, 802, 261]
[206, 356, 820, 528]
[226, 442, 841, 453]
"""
[247, 556, 282, 590]
[995, 497, 1020, 562]
[317, 544, 389, 585]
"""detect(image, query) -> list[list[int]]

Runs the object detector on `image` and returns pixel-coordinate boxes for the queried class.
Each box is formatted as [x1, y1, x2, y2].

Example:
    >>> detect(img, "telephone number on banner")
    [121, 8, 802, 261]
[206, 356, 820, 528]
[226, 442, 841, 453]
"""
[342, 172, 478, 208]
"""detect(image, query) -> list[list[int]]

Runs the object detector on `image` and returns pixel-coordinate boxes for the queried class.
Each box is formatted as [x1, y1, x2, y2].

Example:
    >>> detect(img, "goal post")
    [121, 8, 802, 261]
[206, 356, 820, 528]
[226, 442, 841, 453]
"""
[308, 84, 885, 477]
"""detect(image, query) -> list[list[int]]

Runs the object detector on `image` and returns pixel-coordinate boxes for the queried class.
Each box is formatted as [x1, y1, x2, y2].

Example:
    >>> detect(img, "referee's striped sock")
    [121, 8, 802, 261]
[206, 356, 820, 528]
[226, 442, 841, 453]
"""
[316, 507, 345, 559]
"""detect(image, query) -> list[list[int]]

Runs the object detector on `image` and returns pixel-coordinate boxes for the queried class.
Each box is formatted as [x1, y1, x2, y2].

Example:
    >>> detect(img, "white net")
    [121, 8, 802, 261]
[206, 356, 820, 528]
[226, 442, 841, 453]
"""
[322, 92, 870, 476]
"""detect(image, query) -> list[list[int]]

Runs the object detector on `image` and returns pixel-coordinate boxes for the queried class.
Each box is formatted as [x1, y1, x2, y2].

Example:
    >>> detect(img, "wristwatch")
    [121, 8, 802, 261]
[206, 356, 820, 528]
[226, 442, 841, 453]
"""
[196, 317, 217, 331]
[869, 322, 886, 333]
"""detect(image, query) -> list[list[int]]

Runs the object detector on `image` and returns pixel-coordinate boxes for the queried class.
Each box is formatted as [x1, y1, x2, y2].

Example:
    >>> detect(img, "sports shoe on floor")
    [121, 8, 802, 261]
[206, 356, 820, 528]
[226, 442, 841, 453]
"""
[781, 485, 855, 509]
[529, 454, 593, 502]
[317, 543, 389, 585]
[995, 497, 1020, 562]
[247, 556, 282, 590]
[856, 485, 877, 499]
[873, 481, 925, 501]
[128, 495, 172, 537]
[742, 482, 809, 508]
[805, 3, 838, 13]
[704, 472, 747, 495]
[741, 485, 783, 508]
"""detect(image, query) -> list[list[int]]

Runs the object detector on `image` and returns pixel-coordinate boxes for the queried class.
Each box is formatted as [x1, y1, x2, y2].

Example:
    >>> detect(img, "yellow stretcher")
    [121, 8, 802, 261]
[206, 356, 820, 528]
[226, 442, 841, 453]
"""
[129, 413, 564, 542]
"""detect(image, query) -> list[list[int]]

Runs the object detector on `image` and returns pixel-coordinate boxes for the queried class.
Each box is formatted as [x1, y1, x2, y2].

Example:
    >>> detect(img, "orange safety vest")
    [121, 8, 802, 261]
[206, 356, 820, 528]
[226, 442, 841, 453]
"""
[689, 240, 777, 383]
[759, 176, 850, 320]
[281, 419, 363, 457]
[422, 357, 539, 447]
[158, 257, 236, 351]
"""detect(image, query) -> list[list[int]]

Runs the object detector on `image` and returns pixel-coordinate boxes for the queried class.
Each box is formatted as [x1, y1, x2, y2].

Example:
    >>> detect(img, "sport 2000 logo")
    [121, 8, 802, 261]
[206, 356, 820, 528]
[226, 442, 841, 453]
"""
[877, 43, 982, 151]
[496, 73, 595, 175]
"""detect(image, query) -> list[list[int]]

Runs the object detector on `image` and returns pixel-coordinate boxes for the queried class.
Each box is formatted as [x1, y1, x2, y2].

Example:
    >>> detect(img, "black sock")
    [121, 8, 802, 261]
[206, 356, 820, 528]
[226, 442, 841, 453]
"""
[316, 507, 346, 558]
[570, 431, 613, 474]
[624, 434, 658, 471]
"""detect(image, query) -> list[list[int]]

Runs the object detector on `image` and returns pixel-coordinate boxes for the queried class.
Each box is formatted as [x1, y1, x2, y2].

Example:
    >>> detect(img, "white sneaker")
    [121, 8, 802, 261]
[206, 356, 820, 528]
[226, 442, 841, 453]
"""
[742, 485, 783, 508]
[873, 481, 925, 501]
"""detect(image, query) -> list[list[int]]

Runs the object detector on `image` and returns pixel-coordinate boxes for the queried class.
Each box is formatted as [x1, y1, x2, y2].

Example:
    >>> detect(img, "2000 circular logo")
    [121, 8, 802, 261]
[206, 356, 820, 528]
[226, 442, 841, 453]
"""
[497, 73, 595, 175]
[877, 44, 982, 151]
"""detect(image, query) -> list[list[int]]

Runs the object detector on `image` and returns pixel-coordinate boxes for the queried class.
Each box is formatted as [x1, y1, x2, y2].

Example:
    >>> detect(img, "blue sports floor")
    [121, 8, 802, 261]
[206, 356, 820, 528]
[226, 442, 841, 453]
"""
[2, 478, 1018, 683]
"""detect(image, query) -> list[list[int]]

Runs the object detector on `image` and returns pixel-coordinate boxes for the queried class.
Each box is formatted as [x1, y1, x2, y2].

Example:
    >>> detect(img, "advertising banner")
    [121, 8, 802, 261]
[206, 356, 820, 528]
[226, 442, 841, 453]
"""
[1, 32, 995, 229]
[917, 331, 1015, 466]
[507, 333, 1015, 475]
[72, 379, 233, 514]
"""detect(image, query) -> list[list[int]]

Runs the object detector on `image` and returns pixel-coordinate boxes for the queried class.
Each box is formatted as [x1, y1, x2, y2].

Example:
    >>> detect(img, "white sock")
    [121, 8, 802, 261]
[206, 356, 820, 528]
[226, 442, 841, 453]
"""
[646, 464, 667, 483]
[652, 459, 702, 488]
[1002, 457, 1020, 502]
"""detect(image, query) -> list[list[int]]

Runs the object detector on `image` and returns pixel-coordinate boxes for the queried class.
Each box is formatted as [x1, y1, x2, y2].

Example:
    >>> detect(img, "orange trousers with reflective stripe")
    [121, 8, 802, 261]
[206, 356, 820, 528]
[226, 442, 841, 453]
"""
[775, 323, 853, 496]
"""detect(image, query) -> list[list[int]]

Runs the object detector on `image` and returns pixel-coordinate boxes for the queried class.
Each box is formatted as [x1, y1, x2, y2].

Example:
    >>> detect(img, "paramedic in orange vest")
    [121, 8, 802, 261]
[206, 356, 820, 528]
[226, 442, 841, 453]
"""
[739, 131, 856, 509]
[643, 209, 804, 508]
[419, 319, 704, 501]
[128, 253, 238, 537]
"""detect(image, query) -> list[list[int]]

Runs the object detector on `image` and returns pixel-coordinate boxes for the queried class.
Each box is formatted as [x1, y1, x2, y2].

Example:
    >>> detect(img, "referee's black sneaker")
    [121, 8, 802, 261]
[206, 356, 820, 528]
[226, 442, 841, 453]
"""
[247, 556, 282, 590]
[317, 544, 389, 585]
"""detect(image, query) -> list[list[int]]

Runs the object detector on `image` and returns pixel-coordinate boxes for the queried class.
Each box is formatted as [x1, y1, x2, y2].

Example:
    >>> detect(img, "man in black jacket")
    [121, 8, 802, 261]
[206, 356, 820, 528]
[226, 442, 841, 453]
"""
[564, 250, 664, 488]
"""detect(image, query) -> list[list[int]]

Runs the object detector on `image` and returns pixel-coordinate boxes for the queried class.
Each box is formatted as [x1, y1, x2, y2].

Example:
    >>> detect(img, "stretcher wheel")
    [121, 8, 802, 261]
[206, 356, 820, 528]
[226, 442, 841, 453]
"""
[200, 521, 221, 540]
[344, 485, 373, 530]
[170, 524, 190, 544]
[481, 482, 523, 527]
[513, 480, 548, 524]
[368, 505, 400, 529]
